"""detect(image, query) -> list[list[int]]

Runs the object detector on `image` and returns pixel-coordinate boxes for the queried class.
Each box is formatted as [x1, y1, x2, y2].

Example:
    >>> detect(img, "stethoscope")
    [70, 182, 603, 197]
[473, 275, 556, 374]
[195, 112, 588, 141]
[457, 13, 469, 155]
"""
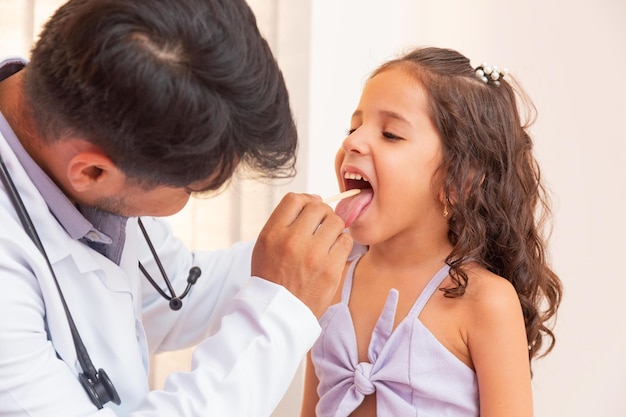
[0, 152, 201, 409]
[138, 217, 201, 311]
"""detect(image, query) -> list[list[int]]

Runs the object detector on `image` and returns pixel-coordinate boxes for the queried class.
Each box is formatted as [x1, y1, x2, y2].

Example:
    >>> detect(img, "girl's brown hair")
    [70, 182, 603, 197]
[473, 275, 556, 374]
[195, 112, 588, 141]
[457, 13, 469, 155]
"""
[373, 47, 562, 363]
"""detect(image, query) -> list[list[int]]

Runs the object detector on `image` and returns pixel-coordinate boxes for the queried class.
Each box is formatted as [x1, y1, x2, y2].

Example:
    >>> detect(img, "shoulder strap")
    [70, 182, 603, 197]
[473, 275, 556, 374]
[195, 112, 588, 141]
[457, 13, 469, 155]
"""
[340, 254, 363, 304]
[407, 264, 451, 318]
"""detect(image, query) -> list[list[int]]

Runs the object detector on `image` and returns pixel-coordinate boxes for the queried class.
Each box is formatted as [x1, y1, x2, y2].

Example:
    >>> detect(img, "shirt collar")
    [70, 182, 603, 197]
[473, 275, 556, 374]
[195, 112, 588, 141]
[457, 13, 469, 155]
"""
[0, 57, 127, 264]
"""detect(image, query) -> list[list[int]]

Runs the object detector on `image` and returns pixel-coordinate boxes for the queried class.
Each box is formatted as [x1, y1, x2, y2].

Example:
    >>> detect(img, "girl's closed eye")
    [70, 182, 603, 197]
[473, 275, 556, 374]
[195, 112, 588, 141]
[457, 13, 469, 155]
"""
[382, 131, 403, 141]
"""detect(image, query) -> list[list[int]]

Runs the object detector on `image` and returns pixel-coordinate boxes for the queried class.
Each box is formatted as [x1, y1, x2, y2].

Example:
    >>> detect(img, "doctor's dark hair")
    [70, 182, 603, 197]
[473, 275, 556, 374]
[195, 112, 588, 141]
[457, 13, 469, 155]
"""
[372, 47, 562, 364]
[23, 0, 297, 191]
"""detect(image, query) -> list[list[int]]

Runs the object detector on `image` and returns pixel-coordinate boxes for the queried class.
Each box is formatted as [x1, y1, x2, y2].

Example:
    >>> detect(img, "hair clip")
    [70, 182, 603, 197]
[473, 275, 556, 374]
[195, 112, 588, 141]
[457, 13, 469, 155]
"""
[474, 62, 508, 86]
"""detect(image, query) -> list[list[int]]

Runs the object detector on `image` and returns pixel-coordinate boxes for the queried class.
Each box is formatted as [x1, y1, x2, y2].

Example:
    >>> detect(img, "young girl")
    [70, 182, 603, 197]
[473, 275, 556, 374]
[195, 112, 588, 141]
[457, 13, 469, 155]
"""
[301, 47, 563, 417]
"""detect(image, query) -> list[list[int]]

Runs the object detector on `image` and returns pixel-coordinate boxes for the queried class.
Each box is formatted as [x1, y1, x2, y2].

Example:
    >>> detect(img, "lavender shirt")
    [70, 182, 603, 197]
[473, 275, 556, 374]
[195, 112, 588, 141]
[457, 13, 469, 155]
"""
[311, 255, 479, 416]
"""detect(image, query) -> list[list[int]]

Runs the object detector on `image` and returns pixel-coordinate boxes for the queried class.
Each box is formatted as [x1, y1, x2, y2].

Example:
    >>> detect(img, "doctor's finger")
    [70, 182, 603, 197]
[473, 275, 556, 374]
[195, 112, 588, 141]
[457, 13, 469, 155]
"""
[312, 211, 347, 241]
[288, 201, 340, 236]
[263, 192, 322, 229]
[328, 231, 353, 264]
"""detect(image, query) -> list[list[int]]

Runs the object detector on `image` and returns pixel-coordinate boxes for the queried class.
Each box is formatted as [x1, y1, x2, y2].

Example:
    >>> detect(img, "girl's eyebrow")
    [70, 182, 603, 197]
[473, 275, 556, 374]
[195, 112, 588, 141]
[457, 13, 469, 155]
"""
[352, 109, 411, 125]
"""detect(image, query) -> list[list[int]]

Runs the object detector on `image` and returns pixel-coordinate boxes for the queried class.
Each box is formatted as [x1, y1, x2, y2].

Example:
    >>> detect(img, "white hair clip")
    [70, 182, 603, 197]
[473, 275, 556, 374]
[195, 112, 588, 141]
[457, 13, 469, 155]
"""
[474, 62, 509, 86]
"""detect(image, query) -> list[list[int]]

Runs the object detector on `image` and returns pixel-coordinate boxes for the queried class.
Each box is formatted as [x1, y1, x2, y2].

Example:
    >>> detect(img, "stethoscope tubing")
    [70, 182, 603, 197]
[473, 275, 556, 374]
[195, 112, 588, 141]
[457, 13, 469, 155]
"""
[0, 151, 120, 407]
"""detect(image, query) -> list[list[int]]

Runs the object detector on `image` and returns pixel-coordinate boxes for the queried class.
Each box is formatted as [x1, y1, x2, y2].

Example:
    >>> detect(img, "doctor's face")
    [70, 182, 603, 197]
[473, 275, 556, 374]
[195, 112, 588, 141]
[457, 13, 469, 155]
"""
[80, 155, 231, 217]
[84, 153, 231, 217]
[93, 182, 193, 217]
[91, 169, 228, 217]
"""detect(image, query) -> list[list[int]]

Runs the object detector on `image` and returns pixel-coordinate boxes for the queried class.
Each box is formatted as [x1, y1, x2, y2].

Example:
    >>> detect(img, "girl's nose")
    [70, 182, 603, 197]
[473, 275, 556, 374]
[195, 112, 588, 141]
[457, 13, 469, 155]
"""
[341, 128, 369, 155]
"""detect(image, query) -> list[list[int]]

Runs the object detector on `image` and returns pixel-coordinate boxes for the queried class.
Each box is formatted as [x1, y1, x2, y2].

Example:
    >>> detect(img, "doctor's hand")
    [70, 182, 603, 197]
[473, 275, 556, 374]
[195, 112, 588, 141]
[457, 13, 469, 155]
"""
[252, 192, 353, 319]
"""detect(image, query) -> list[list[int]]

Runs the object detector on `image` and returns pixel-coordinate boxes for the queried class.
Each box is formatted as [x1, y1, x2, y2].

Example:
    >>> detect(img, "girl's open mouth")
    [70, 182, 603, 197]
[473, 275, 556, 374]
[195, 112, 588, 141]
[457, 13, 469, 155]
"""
[335, 171, 373, 227]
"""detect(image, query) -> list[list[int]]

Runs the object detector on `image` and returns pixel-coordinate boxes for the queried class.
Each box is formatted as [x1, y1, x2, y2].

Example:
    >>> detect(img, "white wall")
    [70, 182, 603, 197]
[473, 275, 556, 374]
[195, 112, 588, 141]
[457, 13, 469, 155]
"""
[299, 0, 626, 416]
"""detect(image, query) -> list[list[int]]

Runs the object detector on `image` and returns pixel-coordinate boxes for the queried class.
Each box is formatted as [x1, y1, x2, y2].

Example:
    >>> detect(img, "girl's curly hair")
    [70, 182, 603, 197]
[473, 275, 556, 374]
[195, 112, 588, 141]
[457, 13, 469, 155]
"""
[373, 47, 563, 364]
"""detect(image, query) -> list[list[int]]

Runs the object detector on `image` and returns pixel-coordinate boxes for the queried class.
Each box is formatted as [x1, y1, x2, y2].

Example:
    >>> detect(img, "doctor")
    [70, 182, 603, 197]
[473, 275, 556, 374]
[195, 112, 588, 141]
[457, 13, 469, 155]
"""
[0, 0, 352, 416]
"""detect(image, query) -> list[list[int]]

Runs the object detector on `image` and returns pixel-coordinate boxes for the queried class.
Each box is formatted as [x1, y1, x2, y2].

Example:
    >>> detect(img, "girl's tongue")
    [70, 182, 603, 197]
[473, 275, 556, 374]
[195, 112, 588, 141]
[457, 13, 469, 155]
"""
[334, 189, 373, 227]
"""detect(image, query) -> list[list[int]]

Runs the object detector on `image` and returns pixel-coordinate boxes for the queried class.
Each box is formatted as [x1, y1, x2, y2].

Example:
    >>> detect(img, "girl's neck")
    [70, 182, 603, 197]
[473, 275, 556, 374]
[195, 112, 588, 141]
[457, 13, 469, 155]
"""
[365, 229, 452, 272]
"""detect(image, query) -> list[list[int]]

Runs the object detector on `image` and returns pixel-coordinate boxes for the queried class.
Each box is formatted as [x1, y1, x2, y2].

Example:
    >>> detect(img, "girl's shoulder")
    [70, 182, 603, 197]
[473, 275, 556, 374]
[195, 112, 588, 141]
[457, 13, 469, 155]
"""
[421, 263, 522, 370]
[455, 264, 526, 347]
[464, 263, 516, 293]
[460, 264, 521, 317]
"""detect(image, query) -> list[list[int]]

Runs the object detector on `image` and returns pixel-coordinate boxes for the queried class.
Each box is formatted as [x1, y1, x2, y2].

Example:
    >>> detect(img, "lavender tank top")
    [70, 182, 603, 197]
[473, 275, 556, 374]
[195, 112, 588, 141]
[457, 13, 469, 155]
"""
[311, 255, 479, 416]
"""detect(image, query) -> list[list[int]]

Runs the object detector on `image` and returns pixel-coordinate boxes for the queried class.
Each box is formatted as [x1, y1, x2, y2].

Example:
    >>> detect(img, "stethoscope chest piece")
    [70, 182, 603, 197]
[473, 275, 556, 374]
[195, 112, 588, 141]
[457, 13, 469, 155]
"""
[79, 368, 121, 409]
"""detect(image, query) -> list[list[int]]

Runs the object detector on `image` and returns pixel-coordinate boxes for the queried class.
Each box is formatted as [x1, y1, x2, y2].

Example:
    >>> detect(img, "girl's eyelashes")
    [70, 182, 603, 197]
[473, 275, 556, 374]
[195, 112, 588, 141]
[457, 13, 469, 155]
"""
[345, 128, 403, 141]
[382, 131, 403, 141]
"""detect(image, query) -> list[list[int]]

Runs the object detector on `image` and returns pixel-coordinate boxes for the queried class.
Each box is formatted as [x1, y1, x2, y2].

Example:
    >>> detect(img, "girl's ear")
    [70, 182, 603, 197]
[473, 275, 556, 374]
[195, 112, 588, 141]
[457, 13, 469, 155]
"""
[66, 151, 124, 193]
[439, 169, 485, 210]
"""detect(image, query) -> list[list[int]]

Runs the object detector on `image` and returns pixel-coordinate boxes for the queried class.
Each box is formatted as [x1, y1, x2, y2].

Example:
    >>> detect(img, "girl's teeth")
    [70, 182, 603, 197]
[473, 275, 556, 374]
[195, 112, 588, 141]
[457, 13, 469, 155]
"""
[344, 172, 369, 181]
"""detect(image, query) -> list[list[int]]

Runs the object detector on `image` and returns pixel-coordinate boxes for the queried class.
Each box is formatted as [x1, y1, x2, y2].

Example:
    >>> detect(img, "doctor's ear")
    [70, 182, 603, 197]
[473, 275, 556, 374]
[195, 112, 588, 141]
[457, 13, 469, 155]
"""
[66, 151, 124, 193]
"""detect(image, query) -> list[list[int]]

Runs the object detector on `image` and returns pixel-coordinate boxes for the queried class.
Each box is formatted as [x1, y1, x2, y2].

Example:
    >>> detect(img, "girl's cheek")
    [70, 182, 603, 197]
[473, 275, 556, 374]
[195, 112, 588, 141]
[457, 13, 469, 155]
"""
[334, 150, 345, 182]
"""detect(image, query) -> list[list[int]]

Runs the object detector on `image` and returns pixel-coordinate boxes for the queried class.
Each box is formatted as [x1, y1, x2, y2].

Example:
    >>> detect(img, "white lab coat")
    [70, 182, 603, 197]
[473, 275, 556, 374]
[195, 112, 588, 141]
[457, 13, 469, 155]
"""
[0, 129, 320, 416]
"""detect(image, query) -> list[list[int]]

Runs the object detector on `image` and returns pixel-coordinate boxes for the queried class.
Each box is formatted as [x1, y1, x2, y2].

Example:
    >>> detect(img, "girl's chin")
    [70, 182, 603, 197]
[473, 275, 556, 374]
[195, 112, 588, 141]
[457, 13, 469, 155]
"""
[347, 220, 375, 242]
